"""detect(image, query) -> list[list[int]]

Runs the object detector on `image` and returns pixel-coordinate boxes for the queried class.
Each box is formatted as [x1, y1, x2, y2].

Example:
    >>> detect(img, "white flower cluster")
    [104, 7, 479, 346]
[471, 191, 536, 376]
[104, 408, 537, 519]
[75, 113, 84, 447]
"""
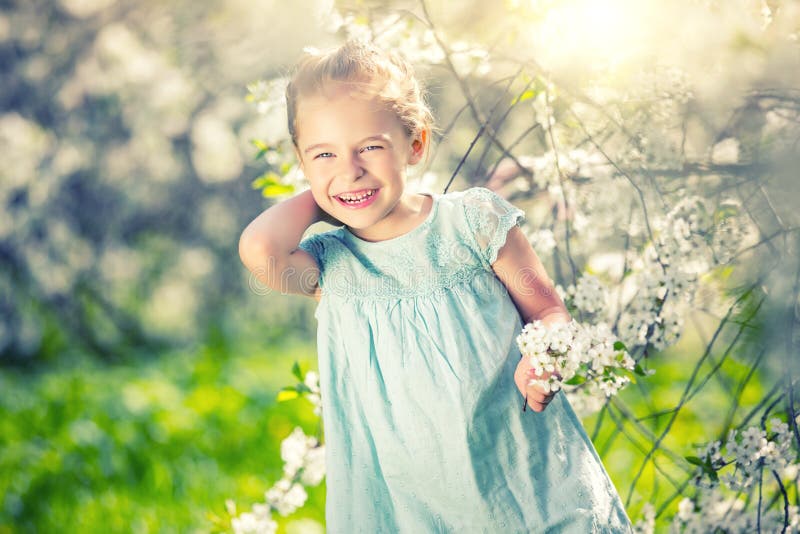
[562, 380, 612, 419]
[614, 65, 694, 169]
[690, 417, 797, 492]
[246, 78, 288, 116]
[230, 426, 326, 534]
[524, 227, 556, 256]
[264, 477, 309, 517]
[671, 487, 800, 533]
[615, 194, 753, 352]
[633, 502, 655, 534]
[561, 273, 608, 316]
[322, 6, 491, 77]
[710, 200, 748, 264]
[303, 370, 323, 417]
[617, 261, 688, 352]
[516, 319, 639, 397]
[674, 416, 800, 533]
[279, 426, 326, 487]
[230, 502, 277, 534]
[616, 196, 717, 351]
[517, 148, 614, 192]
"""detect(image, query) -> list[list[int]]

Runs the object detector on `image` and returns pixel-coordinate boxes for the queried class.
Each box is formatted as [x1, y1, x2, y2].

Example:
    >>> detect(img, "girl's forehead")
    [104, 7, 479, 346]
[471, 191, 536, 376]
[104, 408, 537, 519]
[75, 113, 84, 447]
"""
[295, 89, 404, 142]
[299, 85, 384, 112]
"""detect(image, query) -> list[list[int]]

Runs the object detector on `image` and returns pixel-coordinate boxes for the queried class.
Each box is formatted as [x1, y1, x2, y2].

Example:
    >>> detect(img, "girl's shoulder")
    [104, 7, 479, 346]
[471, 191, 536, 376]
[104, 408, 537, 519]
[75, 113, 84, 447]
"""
[296, 226, 347, 268]
[442, 186, 527, 268]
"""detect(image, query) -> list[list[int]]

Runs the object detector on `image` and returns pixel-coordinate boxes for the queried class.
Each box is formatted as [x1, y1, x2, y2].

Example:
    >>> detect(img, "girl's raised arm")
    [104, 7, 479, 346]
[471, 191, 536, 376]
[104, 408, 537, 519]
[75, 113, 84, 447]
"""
[238, 189, 331, 301]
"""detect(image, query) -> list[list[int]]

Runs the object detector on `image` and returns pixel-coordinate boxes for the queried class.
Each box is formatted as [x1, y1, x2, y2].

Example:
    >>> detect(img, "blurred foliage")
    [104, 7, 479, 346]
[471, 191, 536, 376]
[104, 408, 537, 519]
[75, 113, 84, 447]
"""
[0, 336, 324, 533]
[0, 0, 328, 365]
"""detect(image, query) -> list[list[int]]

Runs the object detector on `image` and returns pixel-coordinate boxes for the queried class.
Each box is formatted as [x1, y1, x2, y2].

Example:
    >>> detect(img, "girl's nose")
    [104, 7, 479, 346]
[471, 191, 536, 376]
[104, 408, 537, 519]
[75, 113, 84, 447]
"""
[339, 153, 366, 181]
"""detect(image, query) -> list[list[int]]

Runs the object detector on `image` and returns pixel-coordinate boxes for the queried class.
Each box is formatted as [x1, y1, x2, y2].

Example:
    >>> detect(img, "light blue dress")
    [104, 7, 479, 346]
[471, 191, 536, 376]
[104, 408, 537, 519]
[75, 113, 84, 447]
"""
[298, 186, 634, 533]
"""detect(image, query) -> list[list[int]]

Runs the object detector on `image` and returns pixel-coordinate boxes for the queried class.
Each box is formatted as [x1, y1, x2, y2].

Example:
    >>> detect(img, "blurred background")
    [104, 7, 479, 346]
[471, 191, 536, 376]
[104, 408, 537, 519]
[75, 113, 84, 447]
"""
[1, 0, 799, 532]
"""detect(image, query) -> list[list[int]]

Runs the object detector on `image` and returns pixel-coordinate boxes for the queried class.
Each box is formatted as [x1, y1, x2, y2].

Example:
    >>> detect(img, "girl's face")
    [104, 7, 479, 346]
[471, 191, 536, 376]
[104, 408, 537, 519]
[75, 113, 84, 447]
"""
[294, 84, 425, 236]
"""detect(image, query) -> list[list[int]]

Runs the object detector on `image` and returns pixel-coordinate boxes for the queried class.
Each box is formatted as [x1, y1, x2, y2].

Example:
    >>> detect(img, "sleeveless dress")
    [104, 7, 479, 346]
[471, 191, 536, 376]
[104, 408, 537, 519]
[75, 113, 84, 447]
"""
[297, 186, 634, 533]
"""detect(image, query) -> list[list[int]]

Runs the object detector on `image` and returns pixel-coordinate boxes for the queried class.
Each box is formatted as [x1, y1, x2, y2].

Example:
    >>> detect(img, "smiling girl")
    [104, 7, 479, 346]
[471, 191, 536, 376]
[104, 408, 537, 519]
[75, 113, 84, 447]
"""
[238, 39, 633, 533]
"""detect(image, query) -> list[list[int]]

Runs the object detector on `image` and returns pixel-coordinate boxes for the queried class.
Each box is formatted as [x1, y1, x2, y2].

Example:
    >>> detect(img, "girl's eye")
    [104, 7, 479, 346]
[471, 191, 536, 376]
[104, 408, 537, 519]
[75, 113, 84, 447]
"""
[314, 152, 334, 160]
[361, 145, 383, 153]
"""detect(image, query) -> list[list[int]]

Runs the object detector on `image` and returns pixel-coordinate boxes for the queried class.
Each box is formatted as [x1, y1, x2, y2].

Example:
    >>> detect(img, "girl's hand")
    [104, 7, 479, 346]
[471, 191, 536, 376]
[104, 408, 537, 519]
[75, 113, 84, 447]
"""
[513, 357, 560, 413]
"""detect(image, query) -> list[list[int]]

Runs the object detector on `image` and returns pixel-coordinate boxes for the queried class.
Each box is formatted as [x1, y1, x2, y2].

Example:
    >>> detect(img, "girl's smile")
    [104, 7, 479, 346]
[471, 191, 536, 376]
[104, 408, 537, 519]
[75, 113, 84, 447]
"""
[334, 187, 380, 208]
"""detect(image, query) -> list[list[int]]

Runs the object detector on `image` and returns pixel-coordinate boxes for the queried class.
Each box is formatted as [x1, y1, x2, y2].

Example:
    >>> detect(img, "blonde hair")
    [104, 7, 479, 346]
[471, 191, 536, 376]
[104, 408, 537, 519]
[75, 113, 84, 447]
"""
[286, 39, 435, 153]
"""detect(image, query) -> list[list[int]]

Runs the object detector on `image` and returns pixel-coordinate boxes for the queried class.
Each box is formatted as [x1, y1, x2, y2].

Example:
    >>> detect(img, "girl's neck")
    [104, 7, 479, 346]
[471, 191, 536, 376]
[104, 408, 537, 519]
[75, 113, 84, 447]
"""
[346, 192, 433, 243]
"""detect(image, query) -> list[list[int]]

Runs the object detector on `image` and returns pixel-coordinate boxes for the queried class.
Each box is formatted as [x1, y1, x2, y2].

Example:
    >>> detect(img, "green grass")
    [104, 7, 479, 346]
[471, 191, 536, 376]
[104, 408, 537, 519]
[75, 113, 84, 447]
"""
[0, 337, 325, 534]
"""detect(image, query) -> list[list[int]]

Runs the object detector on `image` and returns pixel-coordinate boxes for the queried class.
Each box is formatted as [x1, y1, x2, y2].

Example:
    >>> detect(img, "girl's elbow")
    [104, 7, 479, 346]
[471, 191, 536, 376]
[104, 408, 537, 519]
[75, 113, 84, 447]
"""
[239, 238, 285, 292]
[238, 231, 272, 271]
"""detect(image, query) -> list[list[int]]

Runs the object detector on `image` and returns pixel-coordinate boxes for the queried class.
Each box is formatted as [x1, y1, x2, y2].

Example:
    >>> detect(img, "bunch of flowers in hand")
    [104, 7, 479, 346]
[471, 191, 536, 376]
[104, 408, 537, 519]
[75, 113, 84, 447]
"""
[516, 319, 648, 399]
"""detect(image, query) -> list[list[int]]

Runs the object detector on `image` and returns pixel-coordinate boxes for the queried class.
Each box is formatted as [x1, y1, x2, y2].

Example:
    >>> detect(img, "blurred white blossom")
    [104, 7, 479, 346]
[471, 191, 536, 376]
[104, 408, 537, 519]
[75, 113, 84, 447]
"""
[230, 424, 325, 530]
[633, 502, 655, 534]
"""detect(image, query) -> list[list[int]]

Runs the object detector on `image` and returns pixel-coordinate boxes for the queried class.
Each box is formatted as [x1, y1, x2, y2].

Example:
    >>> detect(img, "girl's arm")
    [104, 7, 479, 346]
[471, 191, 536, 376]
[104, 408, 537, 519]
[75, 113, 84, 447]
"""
[491, 225, 571, 327]
[238, 189, 335, 301]
[491, 225, 571, 412]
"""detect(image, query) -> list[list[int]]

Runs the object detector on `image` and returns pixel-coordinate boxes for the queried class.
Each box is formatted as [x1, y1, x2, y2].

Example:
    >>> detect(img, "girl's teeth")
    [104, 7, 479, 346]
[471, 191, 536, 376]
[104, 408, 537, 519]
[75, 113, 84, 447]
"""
[340, 189, 375, 203]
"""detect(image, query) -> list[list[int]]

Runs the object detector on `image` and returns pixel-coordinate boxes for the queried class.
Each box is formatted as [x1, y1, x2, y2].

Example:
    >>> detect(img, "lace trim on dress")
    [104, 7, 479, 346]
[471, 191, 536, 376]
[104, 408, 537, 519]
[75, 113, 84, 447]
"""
[462, 187, 526, 267]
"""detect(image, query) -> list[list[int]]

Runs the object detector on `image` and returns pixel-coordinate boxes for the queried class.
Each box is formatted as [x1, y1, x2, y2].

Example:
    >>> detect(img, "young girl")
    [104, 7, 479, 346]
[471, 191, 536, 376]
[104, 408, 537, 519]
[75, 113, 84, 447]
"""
[239, 39, 634, 533]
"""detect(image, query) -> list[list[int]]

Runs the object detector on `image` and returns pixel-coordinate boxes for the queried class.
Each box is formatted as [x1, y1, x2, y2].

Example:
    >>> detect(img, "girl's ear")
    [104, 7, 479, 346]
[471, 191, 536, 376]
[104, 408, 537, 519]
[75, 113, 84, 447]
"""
[408, 129, 427, 165]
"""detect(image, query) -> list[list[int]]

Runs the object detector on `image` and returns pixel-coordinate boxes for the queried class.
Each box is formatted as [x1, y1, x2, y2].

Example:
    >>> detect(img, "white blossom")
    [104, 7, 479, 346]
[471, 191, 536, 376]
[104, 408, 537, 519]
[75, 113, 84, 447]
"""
[231, 502, 277, 534]
[564, 274, 608, 315]
[265, 477, 308, 517]
[678, 417, 800, 532]
[230, 426, 325, 529]
[304, 370, 323, 416]
[516, 319, 638, 402]
[633, 502, 655, 534]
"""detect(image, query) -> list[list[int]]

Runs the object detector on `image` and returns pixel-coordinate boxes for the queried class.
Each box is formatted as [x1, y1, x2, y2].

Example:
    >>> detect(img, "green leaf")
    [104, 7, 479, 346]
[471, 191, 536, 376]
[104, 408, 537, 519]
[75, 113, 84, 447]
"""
[250, 139, 270, 160]
[613, 341, 628, 351]
[685, 456, 718, 478]
[291, 361, 303, 382]
[277, 388, 299, 402]
[633, 363, 648, 376]
[714, 205, 740, 222]
[512, 89, 536, 105]
[706, 265, 734, 282]
[262, 185, 295, 197]
[251, 172, 295, 197]
[251, 171, 280, 189]
[563, 375, 586, 385]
